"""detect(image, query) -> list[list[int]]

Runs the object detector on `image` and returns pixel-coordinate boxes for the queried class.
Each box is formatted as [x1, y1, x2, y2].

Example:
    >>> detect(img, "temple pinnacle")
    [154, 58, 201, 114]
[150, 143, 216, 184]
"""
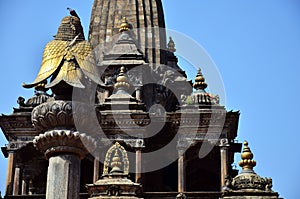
[168, 36, 176, 52]
[193, 68, 208, 90]
[119, 17, 130, 32]
[239, 141, 257, 172]
[114, 66, 130, 91]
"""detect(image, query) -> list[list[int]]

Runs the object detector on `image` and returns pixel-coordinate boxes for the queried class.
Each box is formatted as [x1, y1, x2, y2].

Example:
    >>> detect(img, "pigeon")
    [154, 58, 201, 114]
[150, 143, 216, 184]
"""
[67, 7, 80, 19]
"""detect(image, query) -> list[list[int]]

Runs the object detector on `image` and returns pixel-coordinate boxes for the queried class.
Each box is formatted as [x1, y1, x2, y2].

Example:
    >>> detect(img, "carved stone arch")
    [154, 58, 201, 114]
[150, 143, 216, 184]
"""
[102, 142, 129, 176]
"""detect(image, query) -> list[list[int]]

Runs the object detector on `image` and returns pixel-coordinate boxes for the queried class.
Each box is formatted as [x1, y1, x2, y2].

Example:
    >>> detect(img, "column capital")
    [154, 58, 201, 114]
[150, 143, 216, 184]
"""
[33, 130, 96, 159]
[177, 139, 194, 156]
[219, 138, 230, 147]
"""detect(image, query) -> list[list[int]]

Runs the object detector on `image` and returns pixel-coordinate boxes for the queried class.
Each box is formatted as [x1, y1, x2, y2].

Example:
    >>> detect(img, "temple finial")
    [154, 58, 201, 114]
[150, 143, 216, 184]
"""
[239, 141, 257, 172]
[114, 66, 130, 91]
[193, 68, 207, 90]
[119, 17, 130, 32]
[168, 36, 176, 52]
[110, 149, 123, 174]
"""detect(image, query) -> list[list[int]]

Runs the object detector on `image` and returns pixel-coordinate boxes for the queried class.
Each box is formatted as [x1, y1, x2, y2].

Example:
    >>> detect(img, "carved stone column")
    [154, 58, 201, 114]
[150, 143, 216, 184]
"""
[34, 130, 96, 199]
[135, 149, 142, 183]
[93, 153, 100, 183]
[21, 178, 27, 195]
[5, 151, 15, 195]
[176, 139, 191, 193]
[220, 138, 230, 189]
[32, 101, 96, 199]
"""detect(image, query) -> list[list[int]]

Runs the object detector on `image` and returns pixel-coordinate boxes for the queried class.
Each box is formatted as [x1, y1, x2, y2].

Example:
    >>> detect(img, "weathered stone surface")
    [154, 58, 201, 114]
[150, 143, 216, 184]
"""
[33, 130, 96, 159]
[89, 0, 167, 64]
[46, 155, 81, 199]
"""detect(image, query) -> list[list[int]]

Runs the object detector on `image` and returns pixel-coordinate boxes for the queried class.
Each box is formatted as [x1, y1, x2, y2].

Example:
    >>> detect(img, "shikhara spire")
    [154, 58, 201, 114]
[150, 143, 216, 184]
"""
[89, 0, 167, 64]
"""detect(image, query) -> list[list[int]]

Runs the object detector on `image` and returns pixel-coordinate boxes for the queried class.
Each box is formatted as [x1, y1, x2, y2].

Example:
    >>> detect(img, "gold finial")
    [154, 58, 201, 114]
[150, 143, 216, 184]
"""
[168, 36, 176, 52]
[193, 68, 207, 90]
[239, 141, 257, 171]
[119, 17, 130, 32]
[115, 66, 130, 90]
[110, 149, 123, 174]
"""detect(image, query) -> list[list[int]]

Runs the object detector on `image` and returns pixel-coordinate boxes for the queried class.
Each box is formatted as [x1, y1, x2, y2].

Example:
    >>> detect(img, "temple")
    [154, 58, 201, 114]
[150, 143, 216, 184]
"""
[0, 1, 282, 199]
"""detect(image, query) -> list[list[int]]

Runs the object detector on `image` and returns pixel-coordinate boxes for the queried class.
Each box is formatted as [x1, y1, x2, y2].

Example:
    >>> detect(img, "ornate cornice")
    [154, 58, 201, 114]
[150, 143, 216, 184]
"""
[33, 130, 96, 159]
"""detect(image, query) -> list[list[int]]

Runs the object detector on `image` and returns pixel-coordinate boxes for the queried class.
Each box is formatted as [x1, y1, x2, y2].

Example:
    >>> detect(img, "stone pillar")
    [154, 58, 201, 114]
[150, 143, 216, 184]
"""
[21, 178, 27, 195]
[135, 149, 142, 183]
[46, 155, 81, 198]
[177, 139, 190, 193]
[93, 156, 100, 183]
[13, 166, 20, 195]
[220, 138, 230, 189]
[177, 150, 185, 192]
[135, 87, 142, 102]
[33, 130, 96, 199]
[5, 151, 15, 195]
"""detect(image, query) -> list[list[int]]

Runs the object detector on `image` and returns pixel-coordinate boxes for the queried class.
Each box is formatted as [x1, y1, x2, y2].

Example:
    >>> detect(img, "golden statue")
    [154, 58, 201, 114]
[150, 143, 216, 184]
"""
[23, 15, 100, 91]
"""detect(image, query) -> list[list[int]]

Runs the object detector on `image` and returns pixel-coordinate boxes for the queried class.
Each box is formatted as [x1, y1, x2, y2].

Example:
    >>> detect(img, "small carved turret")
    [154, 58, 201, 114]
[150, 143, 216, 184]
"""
[182, 67, 219, 106]
[167, 36, 176, 53]
[229, 141, 276, 192]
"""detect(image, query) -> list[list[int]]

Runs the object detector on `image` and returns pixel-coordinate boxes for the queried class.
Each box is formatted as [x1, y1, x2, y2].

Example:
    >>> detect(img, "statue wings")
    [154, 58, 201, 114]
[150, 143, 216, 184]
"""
[23, 40, 100, 88]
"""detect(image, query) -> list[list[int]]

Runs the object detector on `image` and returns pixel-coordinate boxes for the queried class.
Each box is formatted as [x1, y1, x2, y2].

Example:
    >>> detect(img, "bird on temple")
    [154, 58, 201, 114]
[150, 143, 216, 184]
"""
[67, 7, 80, 19]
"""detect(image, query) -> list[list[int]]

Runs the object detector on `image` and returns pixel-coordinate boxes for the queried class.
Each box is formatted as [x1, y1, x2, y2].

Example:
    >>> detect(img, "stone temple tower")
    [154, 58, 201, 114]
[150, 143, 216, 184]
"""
[0, 1, 283, 199]
[89, 0, 167, 64]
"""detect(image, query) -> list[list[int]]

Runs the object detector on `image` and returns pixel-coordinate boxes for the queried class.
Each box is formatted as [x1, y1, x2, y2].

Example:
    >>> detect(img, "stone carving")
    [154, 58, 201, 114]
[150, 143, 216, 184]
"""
[32, 100, 73, 131]
[32, 100, 96, 133]
[102, 142, 129, 176]
[176, 192, 187, 199]
[230, 141, 274, 192]
[33, 130, 96, 159]
[86, 142, 142, 199]
[107, 185, 120, 196]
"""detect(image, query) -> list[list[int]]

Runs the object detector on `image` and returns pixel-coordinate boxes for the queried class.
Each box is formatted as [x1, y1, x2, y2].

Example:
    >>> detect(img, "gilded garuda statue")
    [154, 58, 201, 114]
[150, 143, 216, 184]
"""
[23, 12, 100, 98]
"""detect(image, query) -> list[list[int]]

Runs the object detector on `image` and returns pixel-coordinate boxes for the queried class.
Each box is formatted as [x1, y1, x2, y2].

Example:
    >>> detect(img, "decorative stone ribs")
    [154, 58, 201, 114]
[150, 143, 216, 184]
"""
[32, 101, 73, 131]
[231, 173, 273, 191]
[33, 130, 96, 159]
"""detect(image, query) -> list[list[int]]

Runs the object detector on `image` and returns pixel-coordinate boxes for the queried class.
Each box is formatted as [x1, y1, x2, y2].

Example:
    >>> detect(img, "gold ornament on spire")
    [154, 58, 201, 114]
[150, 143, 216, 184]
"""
[193, 68, 208, 90]
[110, 150, 123, 174]
[119, 17, 130, 32]
[168, 36, 176, 52]
[114, 66, 130, 90]
[239, 141, 257, 171]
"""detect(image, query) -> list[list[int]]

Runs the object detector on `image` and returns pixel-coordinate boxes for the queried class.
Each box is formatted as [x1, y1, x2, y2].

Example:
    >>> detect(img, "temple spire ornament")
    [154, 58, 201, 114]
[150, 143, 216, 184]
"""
[114, 66, 130, 92]
[119, 17, 130, 32]
[167, 36, 176, 53]
[239, 141, 256, 172]
[193, 68, 208, 91]
[181, 67, 219, 106]
[222, 140, 279, 197]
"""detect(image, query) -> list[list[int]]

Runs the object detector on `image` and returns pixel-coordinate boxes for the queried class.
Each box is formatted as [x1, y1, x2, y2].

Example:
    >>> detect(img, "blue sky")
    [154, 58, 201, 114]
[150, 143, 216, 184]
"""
[0, 1, 299, 198]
